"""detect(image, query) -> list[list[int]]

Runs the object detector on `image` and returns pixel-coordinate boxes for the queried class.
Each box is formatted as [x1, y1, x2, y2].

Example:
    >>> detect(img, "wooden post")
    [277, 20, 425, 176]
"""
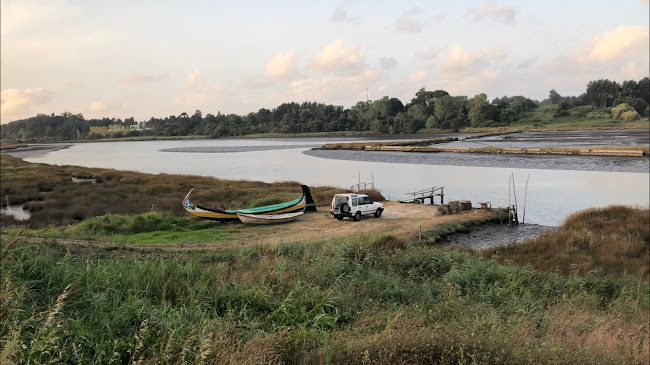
[419, 225, 422, 241]
[523, 174, 529, 224]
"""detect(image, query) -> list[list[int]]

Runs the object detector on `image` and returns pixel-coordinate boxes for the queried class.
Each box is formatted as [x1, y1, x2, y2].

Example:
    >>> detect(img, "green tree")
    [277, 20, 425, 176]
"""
[583, 79, 620, 108]
[433, 95, 469, 131]
[549, 89, 562, 104]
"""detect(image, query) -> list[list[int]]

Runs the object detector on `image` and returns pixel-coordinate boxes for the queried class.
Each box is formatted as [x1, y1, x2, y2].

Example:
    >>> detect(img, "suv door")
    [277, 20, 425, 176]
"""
[361, 196, 372, 214]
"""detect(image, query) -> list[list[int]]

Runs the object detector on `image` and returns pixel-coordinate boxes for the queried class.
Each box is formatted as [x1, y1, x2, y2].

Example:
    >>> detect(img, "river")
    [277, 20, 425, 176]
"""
[12, 133, 649, 227]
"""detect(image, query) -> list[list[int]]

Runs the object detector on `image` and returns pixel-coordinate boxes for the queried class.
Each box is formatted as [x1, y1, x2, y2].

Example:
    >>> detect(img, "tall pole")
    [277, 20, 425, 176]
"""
[523, 174, 529, 224]
[508, 175, 511, 226]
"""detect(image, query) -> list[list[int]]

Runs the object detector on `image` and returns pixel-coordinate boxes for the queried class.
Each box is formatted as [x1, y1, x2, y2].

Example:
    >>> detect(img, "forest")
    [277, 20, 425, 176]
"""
[1, 77, 648, 142]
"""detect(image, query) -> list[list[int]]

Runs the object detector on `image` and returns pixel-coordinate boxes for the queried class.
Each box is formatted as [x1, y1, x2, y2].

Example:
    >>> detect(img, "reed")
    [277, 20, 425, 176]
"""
[483, 206, 650, 280]
[2, 207, 647, 364]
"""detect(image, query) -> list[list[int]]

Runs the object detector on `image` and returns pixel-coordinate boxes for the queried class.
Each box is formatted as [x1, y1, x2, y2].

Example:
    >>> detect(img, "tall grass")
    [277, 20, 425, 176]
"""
[1, 155, 381, 228]
[484, 206, 650, 280]
[2, 207, 648, 364]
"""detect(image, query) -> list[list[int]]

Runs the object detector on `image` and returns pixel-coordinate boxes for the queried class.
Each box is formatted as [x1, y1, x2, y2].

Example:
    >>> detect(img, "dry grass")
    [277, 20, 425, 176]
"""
[484, 206, 650, 280]
[0, 143, 27, 151]
[1, 155, 378, 228]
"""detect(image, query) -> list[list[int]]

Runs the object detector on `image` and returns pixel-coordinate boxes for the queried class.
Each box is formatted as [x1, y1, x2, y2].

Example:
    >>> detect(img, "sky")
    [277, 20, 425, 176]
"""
[1, 0, 649, 123]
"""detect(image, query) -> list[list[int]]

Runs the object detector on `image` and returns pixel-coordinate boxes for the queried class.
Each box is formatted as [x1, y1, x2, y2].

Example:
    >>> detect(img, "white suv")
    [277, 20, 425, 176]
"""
[330, 193, 383, 221]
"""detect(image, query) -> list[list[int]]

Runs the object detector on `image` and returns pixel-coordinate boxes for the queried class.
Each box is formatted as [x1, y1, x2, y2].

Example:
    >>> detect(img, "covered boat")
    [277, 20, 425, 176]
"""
[182, 188, 306, 222]
[236, 210, 304, 224]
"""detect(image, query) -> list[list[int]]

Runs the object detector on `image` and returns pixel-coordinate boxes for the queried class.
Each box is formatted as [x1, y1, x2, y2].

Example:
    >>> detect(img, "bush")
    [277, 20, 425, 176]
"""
[611, 103, 634, 120]
[621, 110, 640, 122]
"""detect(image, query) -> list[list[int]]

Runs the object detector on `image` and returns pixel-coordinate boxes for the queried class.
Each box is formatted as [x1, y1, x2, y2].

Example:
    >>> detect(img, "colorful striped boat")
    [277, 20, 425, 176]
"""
[182, 188, 306, 222]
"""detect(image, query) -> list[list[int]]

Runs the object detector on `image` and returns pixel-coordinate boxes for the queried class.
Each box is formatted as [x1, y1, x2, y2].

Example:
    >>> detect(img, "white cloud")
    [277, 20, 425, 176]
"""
[185, 68, 204, 90]
[440, 45, 507, 77]
[265, 50, 300, 80]
[436, 69, 502, 97]
[120, 73, 170, 84]
[309, 40, 367, 75]
[395, 8, 424, 33]
[171, 68, 208, 108]
[331, 5, 358, 22]
[379, 56, 398, 70]
[408, 71, 428, 84]
[576, 26, 649, 63]
[89, 101, 106, 112]
[1, 0, 79, 36]
[288, 77, 335, 102]
[1, 88, 54, 119]
[415, 45, 445, 60]
[472, 0, 517, 23]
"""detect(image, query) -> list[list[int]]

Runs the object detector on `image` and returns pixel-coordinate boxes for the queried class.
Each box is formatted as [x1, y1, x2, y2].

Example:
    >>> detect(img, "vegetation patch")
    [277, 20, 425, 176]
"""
[483, 205, 650, 280]
[1, 206, 647, 363]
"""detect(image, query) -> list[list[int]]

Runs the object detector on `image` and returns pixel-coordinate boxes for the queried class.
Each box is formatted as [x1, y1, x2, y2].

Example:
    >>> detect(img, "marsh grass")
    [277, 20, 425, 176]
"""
[2, 207, 648, 364]
[484, 206, 650, 280]
[1, 155, 376, 228]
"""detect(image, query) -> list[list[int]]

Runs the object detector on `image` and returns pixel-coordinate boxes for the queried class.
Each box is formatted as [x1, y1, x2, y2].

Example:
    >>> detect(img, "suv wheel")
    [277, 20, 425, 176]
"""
[336, 214, 343, 220]
[353, 211, 361, 221]
[374, 209, 382, 218]
[341, 203, 350, 213]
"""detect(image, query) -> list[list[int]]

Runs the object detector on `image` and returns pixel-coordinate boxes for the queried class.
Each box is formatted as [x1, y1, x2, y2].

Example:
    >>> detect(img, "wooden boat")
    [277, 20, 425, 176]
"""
[236, 210, 304, 224]
[182, 188, 306, 222]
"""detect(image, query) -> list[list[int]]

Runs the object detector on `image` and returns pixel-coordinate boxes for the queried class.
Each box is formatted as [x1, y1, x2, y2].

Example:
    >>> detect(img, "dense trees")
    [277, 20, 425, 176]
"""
[1, 77, 648, 142]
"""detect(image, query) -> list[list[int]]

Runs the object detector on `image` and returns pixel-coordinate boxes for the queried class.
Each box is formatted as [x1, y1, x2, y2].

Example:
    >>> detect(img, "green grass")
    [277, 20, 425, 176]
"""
[1, 207, 648, 364]
[4, 212, 233, 244]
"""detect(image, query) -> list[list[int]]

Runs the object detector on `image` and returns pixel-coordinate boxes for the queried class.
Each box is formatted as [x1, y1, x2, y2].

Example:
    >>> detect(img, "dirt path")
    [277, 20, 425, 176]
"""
[10, 202, 497, 257]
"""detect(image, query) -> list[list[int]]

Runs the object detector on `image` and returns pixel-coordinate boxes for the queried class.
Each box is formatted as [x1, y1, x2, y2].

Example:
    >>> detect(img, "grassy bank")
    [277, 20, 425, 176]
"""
[483, 206, 650, 280]
[0, 155, 381, 228]
[322, 137, 456, 150]
[1, 206, 648, 364]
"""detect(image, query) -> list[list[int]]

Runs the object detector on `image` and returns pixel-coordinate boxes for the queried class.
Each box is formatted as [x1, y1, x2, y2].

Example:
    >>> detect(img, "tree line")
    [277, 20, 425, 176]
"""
[1, 77, 648, 142]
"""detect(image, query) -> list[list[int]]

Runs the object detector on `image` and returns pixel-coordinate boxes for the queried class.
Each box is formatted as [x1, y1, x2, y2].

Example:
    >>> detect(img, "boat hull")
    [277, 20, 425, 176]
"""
[236, 211, 304, 224]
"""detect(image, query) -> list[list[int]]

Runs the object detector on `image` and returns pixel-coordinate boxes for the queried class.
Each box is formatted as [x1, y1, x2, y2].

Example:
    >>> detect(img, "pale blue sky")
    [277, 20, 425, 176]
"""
[1, 0, 648, 123]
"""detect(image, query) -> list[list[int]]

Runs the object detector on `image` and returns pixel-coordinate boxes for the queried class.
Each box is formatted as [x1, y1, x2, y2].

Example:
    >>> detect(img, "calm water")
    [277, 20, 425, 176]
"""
[22, 137, 650, 227]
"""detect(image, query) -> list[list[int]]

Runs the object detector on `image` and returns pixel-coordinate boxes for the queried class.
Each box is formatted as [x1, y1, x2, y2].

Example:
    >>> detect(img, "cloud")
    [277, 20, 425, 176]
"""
[185, 68, 204, 90]
[440, 45, 507, 77]
[576, 26, 649, 63]
[395, 8, 424, 33]
[1, 88, 54, 118]
[331, 5, 358, 22]
[1, 0, 79, 36]
[408, 71, 428, 84]
[89, 101, 107, 112]
[344, 69, 379, 86]
[171, 68, 208, 107]
[265, 50, 300, 80]
[436, 69, 503, 97]
[288, 77, 335, 102]
[309, 40, 367, 75]
[472, 0, 517, 23]
[120, 73, 170, 84]
[378, 56, 397, 70]
[415, 45, 445, 60]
